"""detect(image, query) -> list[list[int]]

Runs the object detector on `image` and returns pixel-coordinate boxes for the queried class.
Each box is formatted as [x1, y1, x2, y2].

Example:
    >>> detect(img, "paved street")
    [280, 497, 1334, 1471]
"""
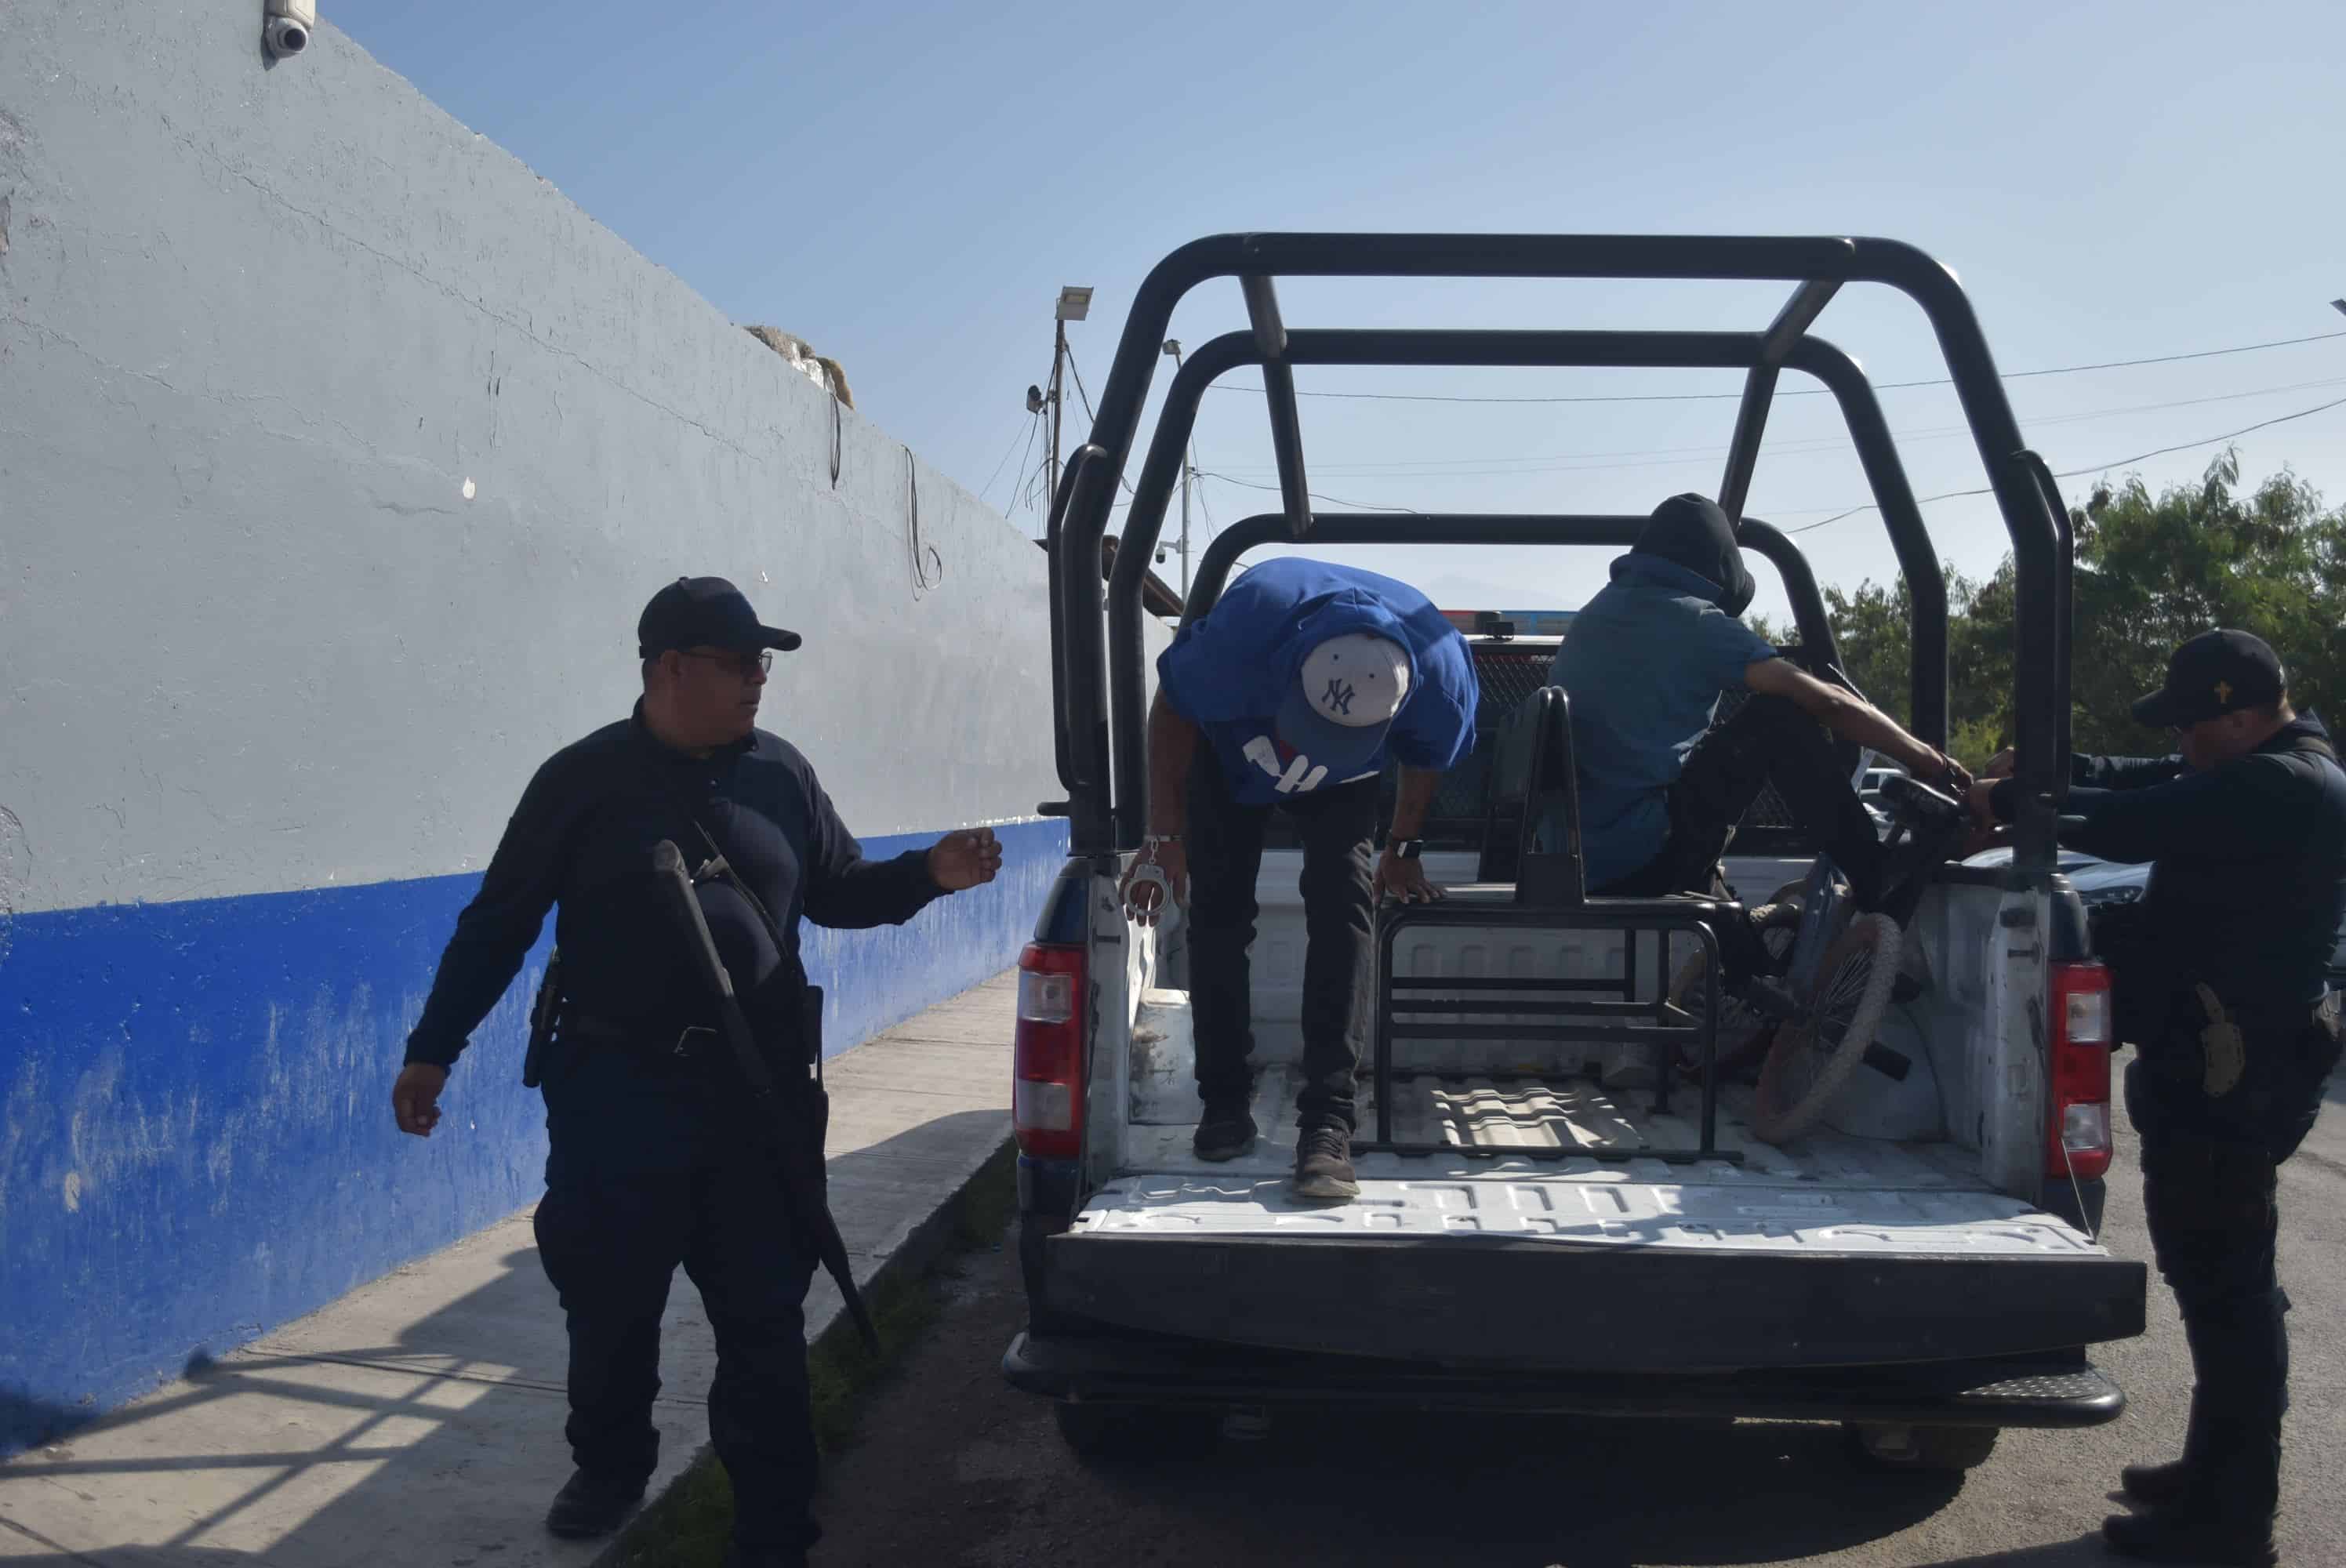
[806, 1059, 2346, 1567]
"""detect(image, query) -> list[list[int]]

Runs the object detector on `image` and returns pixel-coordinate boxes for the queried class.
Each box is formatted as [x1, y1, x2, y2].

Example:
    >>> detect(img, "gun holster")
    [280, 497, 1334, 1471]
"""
[521, 949, 565, 1090]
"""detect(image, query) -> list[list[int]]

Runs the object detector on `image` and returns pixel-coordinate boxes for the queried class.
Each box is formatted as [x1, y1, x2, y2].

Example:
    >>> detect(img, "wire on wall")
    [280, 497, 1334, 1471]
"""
[905, 446, 945, 598]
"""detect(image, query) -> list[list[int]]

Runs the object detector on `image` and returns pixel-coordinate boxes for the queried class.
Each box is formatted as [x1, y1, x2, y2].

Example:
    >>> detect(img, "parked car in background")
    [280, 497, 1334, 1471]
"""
[1858, 764, 1908, 811]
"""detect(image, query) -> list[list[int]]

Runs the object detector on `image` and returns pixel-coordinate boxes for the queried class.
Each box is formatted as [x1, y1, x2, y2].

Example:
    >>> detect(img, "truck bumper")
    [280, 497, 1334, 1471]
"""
[1004, 1330, 2126, 1429]
[1041, 1230, 2147, 1373]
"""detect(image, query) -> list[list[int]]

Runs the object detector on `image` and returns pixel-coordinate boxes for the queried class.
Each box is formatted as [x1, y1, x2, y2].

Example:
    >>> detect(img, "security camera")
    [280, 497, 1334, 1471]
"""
[265, 0, 317, 58]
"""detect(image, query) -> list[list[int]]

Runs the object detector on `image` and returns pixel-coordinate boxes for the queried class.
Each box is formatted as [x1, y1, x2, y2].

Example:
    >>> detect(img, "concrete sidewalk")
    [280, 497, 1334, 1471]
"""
[0, 973, 1019, 1567]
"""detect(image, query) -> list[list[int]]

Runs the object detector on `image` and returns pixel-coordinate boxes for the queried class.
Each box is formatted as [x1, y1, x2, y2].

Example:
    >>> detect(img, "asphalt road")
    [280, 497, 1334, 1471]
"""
[808, 1060, 2346, 1568]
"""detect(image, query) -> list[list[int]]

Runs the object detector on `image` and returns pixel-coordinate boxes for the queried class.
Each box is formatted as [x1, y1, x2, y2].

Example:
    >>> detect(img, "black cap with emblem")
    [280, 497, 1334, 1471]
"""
[2130, 628, 2285, 728]
[637, 576, 803, 659]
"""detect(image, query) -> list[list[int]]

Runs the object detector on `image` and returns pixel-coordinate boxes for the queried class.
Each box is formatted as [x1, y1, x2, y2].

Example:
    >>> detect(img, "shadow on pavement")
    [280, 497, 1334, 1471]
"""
[1919, 1537, 2110, 1566]
[1077, 1411, 1963, 1568]
[0, 1105, 1008, 1566]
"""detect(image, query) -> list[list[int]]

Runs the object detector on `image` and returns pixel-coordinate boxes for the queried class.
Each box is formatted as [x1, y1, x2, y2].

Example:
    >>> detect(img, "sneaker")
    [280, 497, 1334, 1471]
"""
[2102, 1507, 2277, 1566]
[1294, 1121, 1359, 1201]
[1193, 1098, 1258, 1160]
[545, 1468, 646, 1539]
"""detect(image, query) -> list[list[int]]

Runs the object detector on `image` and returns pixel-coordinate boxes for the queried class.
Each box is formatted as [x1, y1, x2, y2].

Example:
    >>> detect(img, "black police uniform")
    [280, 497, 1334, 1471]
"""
[1986, 633, 2346, 1557]
[406, 701, 944, 1559]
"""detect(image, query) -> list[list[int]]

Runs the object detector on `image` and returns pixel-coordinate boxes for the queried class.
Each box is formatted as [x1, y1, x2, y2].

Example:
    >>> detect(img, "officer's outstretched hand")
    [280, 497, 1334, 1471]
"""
[393, 1063, 448, 1138]
[928, 827, 1003, 891]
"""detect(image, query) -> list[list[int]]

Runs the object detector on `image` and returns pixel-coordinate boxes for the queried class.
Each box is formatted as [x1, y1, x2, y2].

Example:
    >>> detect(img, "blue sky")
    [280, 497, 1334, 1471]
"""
[336, 0, 2346, 627]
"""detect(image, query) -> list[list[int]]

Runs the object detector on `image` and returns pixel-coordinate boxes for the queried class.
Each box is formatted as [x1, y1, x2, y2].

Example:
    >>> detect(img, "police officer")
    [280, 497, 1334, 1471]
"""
[1120, 556, 1479, 1201]
[389, 577, 1003, 1568]
[1973, 630, 2345, 1566]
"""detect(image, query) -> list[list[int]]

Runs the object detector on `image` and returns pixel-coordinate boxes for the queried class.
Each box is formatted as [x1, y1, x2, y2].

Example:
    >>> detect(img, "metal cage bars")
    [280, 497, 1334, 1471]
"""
[1045, 233, 2069, 874]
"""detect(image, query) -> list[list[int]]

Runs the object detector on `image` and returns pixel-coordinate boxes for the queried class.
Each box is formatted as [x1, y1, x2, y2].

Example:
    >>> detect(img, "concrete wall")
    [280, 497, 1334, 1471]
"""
[0, 2, 1123, 1450]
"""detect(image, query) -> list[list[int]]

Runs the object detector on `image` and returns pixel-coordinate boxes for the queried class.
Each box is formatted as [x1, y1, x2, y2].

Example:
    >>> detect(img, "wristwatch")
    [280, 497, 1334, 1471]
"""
[1390, 838, 1425, 860]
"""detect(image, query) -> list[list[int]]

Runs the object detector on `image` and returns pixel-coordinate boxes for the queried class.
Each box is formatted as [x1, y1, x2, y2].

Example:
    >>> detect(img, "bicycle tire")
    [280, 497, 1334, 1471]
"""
[1751, 913, 1904, 1145]
[1665, 902, 1802, 1068]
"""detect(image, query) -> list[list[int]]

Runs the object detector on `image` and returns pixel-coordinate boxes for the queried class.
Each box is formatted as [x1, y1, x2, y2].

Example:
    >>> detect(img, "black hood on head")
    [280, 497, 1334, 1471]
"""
[1625, 493, 1756, 616]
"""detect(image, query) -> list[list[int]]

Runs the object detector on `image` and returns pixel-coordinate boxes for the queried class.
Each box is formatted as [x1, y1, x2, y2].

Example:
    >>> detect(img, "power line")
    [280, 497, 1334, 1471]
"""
[1778, 391, 2346, 535]
[977, 412, 1040, 510]
[1007, 412, 1044, 521]
[1195, 470, 1422, 515]
[1062, 342, 1138, 498]
[1199, 326, 2346, 408]
[1202, 375, 2346, 482]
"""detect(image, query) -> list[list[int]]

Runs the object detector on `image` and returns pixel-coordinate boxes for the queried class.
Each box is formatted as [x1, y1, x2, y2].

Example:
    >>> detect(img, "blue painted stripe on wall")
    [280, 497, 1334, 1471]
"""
[0, 818, 1064, 1454]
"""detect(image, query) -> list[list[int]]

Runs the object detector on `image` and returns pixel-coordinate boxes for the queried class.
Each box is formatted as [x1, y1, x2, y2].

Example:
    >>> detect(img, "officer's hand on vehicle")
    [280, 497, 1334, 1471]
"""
[1375, 851, 1445, 905]
[927, 827, 1003, 891]
[1120, 839, 1187, 927]
[393, 1063, 448, 1138]
[1984, 747, 2017, 780]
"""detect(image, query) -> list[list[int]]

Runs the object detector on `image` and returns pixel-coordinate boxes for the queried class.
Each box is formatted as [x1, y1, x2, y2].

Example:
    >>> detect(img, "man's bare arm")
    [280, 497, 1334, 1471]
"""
[1390, 766, 1441, 840]
[1146, 689, 1199, 836]
[1742, 658, 1969, 790]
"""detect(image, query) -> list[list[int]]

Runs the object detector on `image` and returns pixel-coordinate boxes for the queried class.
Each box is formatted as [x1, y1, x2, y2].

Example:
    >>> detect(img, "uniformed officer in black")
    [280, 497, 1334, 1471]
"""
[1974, 630, 2345, 1566]
[390, 577, 1003, 1568]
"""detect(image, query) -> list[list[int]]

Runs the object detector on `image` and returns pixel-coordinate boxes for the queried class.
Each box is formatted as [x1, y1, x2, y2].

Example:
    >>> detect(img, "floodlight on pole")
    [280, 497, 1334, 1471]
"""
[1046, 285, 1095, 506]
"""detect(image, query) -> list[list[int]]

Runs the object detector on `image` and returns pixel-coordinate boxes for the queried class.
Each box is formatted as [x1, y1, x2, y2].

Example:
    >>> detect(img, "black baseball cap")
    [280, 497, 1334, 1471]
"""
[2130, 628, 2285, 728]
[637, 576, 802, 659]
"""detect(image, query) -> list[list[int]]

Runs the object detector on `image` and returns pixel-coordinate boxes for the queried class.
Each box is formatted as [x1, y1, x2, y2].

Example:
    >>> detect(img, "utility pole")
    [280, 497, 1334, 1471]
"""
[1048, 286, 1092, 512]
[1162, 337, 1199, 598]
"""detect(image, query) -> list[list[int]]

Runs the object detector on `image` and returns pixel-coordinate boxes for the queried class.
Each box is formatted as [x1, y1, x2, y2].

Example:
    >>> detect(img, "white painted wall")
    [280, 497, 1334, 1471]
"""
[0, 1, 1066, 915]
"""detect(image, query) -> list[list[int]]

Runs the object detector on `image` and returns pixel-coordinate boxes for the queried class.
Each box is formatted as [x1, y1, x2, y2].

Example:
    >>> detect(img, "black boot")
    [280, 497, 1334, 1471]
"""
[545, 1468, 647, 1539]
[2107, 1414, 2279, 1567]
[2101, 1507, 2275, 1566]
[2121, 1392, 2210, 1505]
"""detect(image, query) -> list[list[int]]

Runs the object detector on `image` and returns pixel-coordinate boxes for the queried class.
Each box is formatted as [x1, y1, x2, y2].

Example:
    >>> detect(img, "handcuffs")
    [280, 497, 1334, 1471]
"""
[1124, 833, 1182, 924]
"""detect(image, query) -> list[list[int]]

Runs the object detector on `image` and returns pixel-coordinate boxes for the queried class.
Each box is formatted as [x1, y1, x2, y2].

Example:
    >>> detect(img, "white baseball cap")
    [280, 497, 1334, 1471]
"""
[1275, 633, 1413, 775]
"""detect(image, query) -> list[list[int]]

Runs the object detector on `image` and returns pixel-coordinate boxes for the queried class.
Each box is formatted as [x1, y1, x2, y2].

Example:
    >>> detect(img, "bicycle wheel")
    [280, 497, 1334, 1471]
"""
[1665, 901, 1803, 1069]
[1751, 913, 1904, 1144]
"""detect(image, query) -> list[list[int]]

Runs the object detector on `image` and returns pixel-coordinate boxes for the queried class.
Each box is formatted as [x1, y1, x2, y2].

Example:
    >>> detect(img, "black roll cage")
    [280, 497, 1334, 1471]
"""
[1043, 234, 2073, 877]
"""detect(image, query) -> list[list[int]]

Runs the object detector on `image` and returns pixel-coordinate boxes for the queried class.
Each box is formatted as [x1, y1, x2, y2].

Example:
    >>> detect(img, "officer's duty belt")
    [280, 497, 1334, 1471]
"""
[563, 1011, 720, 1062]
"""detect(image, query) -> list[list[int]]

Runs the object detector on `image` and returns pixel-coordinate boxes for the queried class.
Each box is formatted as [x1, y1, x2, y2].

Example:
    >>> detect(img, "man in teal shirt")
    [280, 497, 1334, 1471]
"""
[1549, 494, 1965, 914]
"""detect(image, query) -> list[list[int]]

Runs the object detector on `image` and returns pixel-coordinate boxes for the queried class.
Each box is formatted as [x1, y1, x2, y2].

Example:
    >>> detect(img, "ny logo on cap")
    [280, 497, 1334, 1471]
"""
[1321, 678, 1357, 717]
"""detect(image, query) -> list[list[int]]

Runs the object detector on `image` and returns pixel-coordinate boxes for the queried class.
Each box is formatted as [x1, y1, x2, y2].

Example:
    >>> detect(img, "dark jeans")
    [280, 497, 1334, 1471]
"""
[1600, 691, 1887, 912]
[534, 1044, 821, 1554]
[1186, 749, 1379, 1130]
[2125, 1017, 2341, 1524]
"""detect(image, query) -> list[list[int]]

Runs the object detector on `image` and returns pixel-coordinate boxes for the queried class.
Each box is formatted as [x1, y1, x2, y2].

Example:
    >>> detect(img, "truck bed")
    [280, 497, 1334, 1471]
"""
[1125, 993, 1989, 1193]
[1100, 990, 2108, 1267]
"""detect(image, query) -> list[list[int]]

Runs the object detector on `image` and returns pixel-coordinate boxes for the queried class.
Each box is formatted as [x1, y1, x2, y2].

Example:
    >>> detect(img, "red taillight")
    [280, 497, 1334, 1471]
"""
[1013, 942, 1086, 1161]
[2047, 961, 2114, 1181]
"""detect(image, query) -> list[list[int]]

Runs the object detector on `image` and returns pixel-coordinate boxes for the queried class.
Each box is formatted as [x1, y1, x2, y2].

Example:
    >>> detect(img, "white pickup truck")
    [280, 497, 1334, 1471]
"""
[1005, 231, 2147, 1475]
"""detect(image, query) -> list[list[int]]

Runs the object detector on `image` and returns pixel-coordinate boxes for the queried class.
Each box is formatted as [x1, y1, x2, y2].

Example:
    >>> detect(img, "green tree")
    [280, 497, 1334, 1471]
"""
[1814, 452, 2346, 768]
[2068, 451, 2346, 754]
